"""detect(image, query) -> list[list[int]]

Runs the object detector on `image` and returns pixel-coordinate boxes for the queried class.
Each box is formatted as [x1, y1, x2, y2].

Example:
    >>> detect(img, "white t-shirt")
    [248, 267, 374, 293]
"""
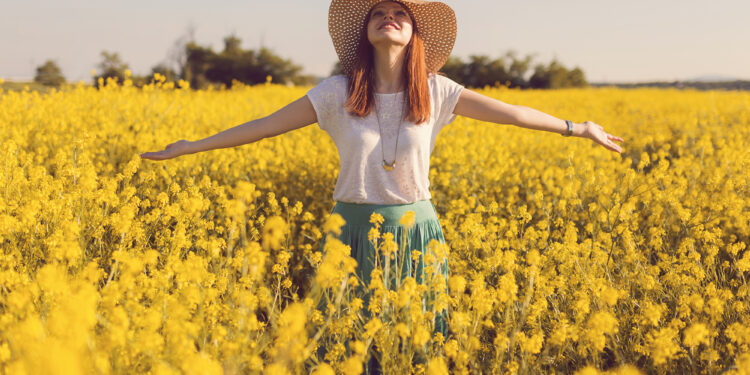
[306, 73, 465, 205]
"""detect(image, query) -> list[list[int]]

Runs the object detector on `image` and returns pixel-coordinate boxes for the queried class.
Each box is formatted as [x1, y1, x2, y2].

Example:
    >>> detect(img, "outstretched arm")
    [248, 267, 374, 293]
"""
[452, 89, 624, 153]
[140, 95, 318, 161]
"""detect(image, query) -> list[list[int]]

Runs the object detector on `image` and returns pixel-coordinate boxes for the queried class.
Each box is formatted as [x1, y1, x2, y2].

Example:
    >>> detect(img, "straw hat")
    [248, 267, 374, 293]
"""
[328, 0, 457, 74]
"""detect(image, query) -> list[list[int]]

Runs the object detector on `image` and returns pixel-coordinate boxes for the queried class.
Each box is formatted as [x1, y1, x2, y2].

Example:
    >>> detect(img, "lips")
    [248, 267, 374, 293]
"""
[380, 22, 399, 30]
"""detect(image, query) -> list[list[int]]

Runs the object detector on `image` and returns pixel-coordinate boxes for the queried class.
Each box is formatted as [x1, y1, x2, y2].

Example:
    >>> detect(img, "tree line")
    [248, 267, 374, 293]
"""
[329, 50, 588, 89]
[33, 32, 587, 90]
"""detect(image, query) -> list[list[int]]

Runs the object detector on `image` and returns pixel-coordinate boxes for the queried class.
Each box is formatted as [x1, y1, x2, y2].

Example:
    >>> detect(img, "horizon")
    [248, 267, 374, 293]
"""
[2, 0, 749, 84]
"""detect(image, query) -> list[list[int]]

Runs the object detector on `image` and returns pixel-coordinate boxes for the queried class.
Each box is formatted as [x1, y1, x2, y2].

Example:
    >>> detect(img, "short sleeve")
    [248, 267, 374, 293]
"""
[306, 75, 346, 132]
[434, 74, 465, 130]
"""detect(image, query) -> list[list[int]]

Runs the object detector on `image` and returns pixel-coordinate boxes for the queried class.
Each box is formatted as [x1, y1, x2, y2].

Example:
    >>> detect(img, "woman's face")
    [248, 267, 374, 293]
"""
[366, 1, 414, 48]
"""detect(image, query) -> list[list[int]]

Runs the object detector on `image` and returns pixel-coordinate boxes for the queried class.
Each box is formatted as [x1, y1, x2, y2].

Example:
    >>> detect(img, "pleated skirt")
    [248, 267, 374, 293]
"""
[314, 199, 451, 372]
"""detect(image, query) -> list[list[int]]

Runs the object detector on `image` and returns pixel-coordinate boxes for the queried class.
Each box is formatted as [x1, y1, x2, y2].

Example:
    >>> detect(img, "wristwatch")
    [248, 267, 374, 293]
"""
[561, 120, 574, 137]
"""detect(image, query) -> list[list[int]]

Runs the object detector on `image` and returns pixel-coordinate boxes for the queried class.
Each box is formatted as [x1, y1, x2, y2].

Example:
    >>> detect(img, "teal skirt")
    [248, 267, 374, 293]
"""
[317, 198, 451, 341]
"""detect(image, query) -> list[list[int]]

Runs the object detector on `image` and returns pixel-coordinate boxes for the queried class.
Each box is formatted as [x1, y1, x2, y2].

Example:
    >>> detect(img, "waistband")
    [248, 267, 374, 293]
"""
[332, 199, 438, 227]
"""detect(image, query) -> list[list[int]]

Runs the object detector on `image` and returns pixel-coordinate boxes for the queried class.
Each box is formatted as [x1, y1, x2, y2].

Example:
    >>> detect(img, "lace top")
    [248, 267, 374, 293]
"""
[306, 73, 465, 204]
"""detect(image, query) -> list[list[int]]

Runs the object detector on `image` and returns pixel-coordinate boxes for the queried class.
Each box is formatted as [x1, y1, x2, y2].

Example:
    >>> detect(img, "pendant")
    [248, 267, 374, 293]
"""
[382, 160, 396, 171]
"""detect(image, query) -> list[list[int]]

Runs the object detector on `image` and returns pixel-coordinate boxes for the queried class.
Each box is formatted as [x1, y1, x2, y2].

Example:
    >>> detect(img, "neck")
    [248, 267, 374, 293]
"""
[373, 45, 406, 93]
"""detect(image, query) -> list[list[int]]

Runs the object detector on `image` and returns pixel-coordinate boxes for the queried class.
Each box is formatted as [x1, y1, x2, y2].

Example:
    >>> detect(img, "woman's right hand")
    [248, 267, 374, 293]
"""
[140, 140, 194, 161]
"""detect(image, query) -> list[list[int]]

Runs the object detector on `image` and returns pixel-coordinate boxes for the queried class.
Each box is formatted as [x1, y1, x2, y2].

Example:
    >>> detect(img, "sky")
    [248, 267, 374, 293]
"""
[2, 0, 748, 84]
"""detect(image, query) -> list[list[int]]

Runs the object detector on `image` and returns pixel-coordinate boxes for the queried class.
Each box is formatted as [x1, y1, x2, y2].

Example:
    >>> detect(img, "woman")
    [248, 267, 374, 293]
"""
[141, 0, 624, 371]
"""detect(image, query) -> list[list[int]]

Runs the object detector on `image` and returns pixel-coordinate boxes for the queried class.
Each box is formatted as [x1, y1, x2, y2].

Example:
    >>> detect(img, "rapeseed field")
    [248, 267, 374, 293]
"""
[0, 75, 748, 374]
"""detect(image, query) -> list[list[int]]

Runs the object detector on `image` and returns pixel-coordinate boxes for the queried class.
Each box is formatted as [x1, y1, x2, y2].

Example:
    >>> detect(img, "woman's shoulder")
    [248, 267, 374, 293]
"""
[312, 74, 347, 95]
[428, 72, 460, 87]
[321, 74, 347, 86]
[308, 74, 347, 100]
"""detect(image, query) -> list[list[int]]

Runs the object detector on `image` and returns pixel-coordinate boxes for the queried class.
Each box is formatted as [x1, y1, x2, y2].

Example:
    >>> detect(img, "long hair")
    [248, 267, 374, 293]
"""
[344, 2, 431, 125]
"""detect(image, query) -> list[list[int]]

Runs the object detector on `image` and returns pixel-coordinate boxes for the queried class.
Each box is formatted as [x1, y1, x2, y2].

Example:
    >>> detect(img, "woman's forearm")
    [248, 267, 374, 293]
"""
[513, 105, 587, 138]
[188, 117, 268, 154]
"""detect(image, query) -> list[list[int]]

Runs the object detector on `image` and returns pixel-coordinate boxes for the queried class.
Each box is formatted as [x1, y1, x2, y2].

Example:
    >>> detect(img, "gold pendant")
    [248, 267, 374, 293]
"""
[383, 160, 395, 171]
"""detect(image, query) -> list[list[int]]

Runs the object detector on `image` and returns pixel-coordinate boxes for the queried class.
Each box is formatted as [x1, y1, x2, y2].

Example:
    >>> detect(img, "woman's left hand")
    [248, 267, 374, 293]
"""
[581, 121, 624, 153]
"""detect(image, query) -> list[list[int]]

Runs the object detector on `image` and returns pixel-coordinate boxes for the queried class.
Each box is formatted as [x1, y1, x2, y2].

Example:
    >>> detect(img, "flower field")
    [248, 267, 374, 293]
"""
[0, 77, 748, 374]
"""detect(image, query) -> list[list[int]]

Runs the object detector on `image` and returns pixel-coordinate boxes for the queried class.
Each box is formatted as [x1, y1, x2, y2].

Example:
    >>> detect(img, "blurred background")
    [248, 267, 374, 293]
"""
[1, 0, 748, 91]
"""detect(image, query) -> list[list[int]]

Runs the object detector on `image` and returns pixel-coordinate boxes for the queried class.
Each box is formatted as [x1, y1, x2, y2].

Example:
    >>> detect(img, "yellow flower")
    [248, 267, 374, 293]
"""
[525, 249, 540, 266]
[368, 226, 380, 242]
[646, 326, 680, 365]
[381, 232, 398, 256]
[585, 311, 618, 352]
[315, 238, 357, 289]
[519, 332, 544, 354]
[683, 323, 709, 348]
[413, 324, 430, 348]
[369, 212, 384, 226]
[641, 301, 664, 327]
[323, 213, 346, 236]
[265, 363, 291, 375]
[341, 356, 362, 375]
[363, 318, 383, 339]
[399, 210, 416, 227]
[311, 363, 335, 375]
[395, 322, 410, 341]
[600, 286, 620, 307]
[426, 356, 449, 375]
[574, 366, 600, 375]
[448, 275, 466, 296]
[262, 215, 288, 251]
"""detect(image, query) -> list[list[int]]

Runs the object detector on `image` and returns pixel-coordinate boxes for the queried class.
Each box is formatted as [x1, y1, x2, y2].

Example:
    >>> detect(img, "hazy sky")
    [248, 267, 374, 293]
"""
[2, 0, 748, 83]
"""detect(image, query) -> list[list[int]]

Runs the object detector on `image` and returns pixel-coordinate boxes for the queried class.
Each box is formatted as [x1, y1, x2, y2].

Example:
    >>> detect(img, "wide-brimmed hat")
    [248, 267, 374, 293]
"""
[328, 0, 457, 74]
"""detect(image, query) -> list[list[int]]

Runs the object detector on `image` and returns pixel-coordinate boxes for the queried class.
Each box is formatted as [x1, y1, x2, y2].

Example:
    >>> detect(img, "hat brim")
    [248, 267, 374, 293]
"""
[329, 0, 457, 74]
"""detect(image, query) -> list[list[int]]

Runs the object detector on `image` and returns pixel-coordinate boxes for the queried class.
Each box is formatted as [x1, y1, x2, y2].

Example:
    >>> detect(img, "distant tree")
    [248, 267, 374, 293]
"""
[34, 59, 66, 87]
[567, 67, 588, 87]
[153, 64, 178, 81]
[166, 23, 196, 81]
[439, 56, 464, 82]
[547, 60, 571, 88]
[529, 62, 554, 89]
[183, 42, 214, 89]
[147, 63, 179, 84]
[183, 36, 305, 89]
[505, 50, 534, 88]
[222, 34, 243, 57]
[441, 51, 587, 89]
[93, 50, 130, 88]
[529, 59, 588, 89]
[440, 52, 531, 89]
[291, 74, 319, 86]
[253, 46, 303, 85]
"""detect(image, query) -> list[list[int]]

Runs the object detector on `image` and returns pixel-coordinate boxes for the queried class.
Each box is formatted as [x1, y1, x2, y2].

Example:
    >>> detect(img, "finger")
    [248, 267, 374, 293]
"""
[141, 151, 167, 160]
[602, 138, 615, 150]
[609, 140, 622, 153]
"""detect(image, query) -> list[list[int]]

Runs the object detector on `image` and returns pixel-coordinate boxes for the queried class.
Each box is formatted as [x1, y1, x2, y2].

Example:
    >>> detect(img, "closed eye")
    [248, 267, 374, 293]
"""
[372, 10, 408, 17]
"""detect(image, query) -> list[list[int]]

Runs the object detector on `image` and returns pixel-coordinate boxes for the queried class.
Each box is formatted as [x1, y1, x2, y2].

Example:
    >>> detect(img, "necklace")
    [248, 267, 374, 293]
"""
[374, 92, 405, 171]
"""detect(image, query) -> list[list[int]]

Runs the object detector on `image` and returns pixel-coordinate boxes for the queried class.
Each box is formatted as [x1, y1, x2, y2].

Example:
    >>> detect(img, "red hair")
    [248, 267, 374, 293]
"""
[344, 2, 431, 125]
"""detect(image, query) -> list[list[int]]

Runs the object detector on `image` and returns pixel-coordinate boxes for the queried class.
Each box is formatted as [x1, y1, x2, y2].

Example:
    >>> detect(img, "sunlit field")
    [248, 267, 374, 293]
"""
[0, 75, 748, 374]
